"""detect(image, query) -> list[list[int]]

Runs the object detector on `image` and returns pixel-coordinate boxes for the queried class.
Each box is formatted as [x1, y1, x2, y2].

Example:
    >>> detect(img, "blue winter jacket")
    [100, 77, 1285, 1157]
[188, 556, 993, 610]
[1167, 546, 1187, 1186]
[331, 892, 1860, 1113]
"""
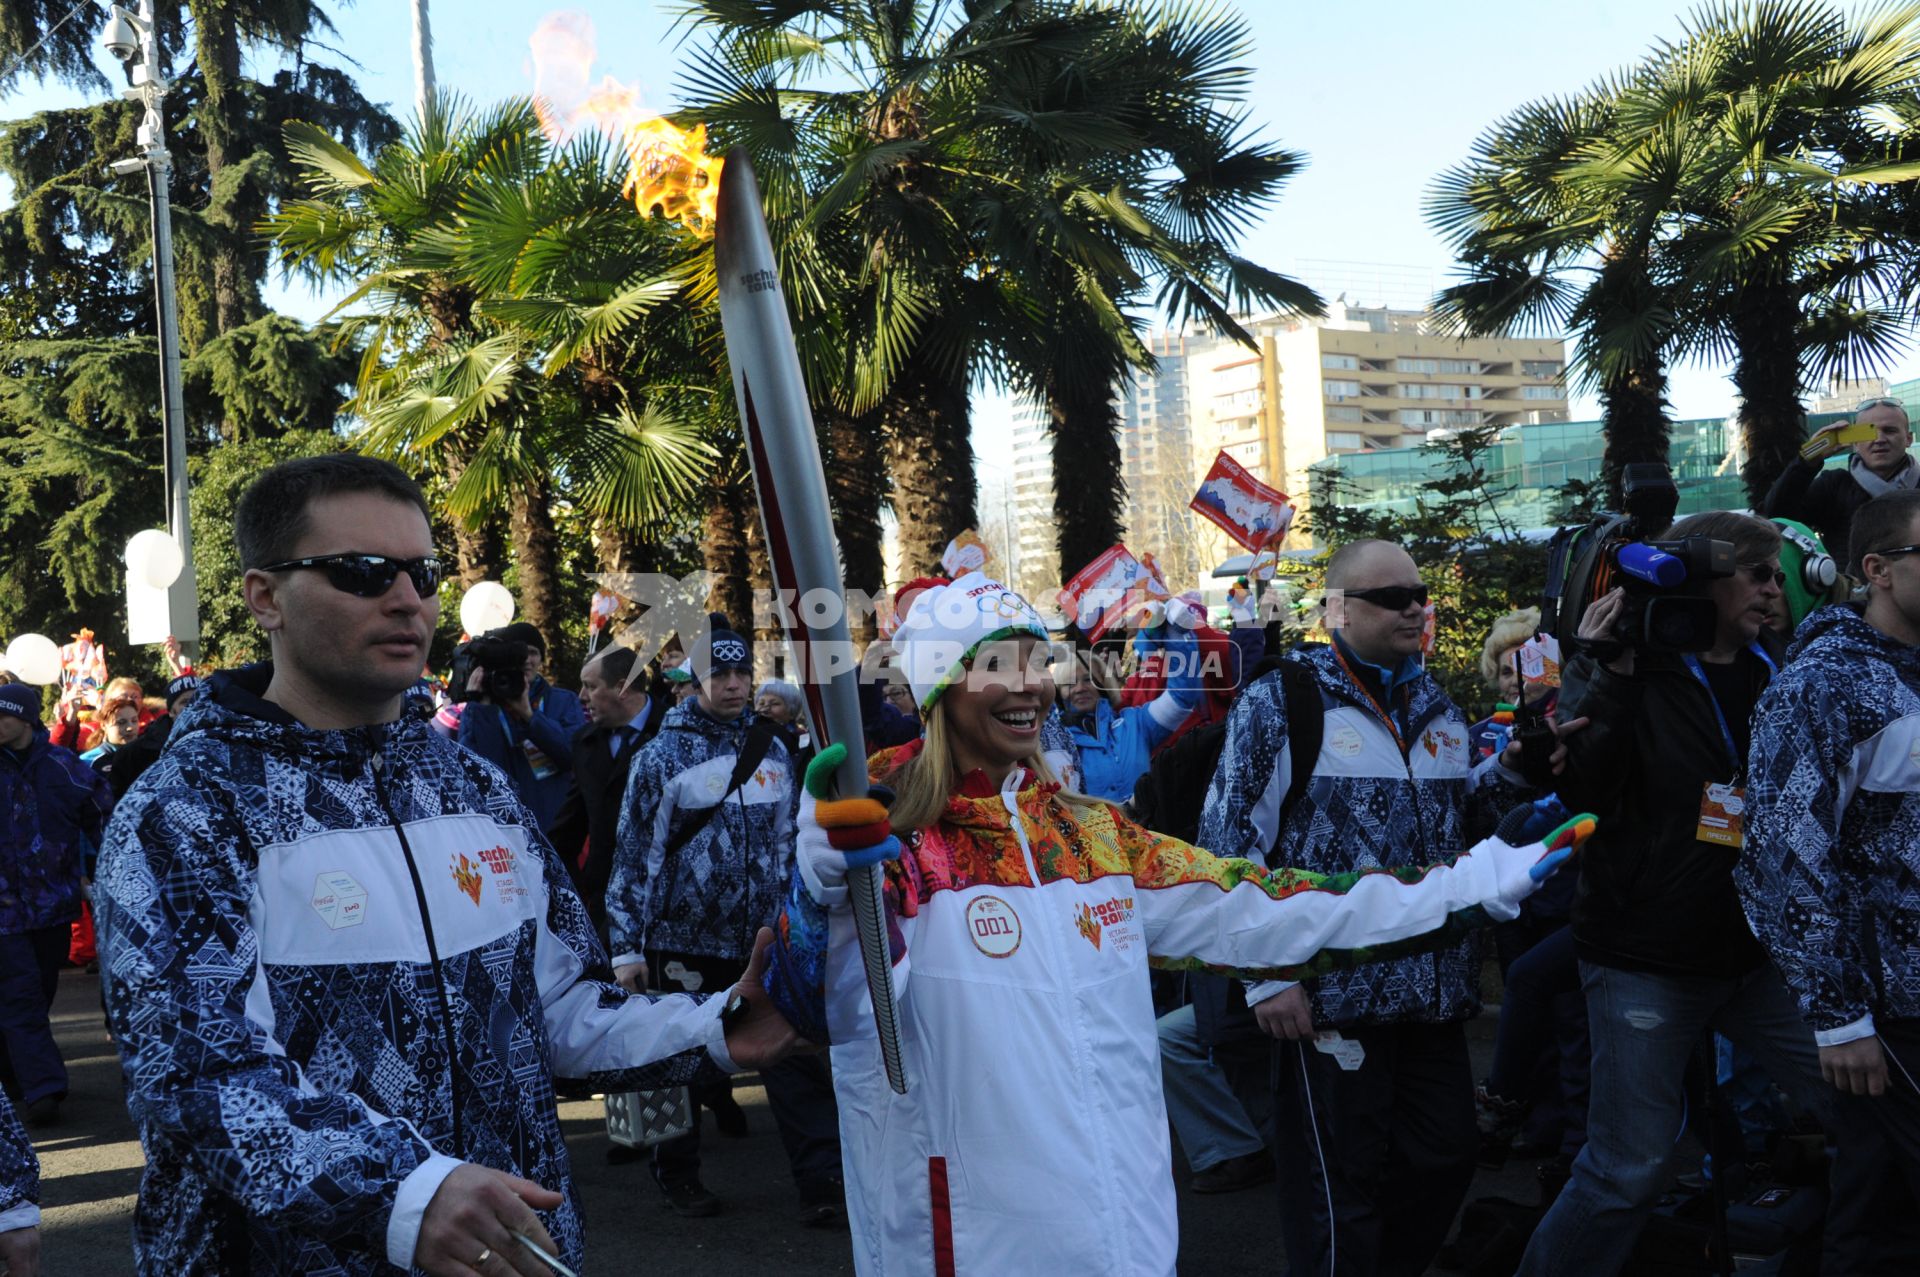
[455, 676, 586, 832]
[0, 1090, 36, 1235]
[95, 665, 734, 1276]
[1198, 641, 1528, 1026]
[1740, 604, 1920, 1045]
[608, 700, 797, 966]
[1062, 696, 1192, 803]
[1, 727, 111, 935]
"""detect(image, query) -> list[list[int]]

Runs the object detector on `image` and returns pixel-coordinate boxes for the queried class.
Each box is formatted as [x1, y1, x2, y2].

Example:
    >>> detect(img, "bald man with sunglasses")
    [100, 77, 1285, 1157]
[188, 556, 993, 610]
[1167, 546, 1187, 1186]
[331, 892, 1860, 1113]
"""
[94, 455, 798, 1277]
[1200, 539, 1579, 1277]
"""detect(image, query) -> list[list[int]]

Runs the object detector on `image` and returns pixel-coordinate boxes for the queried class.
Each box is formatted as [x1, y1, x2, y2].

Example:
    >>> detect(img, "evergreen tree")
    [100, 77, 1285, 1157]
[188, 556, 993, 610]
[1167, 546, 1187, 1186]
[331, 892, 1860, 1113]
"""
[0, 1, 392, 655]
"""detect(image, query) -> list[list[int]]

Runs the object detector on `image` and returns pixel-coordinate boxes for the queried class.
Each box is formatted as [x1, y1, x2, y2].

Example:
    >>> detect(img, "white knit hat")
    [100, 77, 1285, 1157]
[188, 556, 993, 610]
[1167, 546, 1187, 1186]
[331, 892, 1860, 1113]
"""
[896, 571, 1050, 713]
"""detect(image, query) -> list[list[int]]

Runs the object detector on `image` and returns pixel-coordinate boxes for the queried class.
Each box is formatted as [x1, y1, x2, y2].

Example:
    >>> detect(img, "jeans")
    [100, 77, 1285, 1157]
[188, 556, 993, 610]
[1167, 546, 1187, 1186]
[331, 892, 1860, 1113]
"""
[1271, 1020, 1476, 1277]
[0, 925, 70, 1106]
[1157, 1004, 1266, 1173]
[1515, 961, 1832, 1277]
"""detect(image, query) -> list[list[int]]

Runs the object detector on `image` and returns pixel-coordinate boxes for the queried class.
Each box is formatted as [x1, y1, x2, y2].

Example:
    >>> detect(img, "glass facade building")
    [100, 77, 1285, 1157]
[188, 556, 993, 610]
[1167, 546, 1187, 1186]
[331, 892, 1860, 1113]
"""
[1306, 412, 1865, 532]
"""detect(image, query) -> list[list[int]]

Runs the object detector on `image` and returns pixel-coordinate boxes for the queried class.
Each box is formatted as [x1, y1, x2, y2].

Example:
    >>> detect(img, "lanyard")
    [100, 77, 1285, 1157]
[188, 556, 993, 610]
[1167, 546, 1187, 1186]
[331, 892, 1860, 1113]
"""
[1680, 646, 1776, 777]
[1332, 644, 1409, 757]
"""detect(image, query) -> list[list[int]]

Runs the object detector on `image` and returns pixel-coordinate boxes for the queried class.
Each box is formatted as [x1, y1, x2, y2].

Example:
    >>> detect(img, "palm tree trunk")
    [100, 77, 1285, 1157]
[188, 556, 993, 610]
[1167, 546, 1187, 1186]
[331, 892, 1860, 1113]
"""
[442, 448, 503, 587]
[1047, 375, 1126, 583]
[411, 0, 435, 123]
[1731, 275, 1807, 508]
[510, 472, 565, 666]
[883, 347, 976, 577]
[702, 457, 753, 631]
[740, 487, 779, 680]
[823, 403, 886, 643]
[1598, 359, 1672, 508]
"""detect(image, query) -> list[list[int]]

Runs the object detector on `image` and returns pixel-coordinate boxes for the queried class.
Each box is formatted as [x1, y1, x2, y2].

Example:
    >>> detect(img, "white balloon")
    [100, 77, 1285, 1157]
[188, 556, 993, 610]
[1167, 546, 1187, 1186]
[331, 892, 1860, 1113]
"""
[125, 528, 186, 589]
[4, 633, 61, 685]
[459, 581, 515, 635]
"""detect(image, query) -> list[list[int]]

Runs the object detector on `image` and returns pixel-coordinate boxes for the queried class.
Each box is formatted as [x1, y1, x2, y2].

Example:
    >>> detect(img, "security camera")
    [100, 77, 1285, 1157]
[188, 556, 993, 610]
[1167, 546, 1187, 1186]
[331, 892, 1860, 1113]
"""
[100, 7, 143, 64]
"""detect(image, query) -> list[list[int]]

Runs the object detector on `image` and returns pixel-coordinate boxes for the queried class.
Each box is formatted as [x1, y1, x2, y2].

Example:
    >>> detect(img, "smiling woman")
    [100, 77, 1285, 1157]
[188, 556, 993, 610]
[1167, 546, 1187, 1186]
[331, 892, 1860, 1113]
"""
[757, 571, 1598, 1277]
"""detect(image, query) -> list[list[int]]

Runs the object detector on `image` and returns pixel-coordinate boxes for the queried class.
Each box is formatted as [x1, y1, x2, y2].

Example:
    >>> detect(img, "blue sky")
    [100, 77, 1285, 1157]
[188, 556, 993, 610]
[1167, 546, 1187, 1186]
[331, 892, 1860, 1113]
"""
[6, 0, 1915, 460]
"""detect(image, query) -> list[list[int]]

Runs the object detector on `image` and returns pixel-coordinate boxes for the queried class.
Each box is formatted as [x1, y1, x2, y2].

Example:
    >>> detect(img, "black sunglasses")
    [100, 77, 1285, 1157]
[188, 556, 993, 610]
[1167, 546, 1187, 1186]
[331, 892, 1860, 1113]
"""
[1739, 563, 1787, 587]
[1341, 584, 1430, 611]
[258, 553, 443, 598]
[1868, 544, 1920, 562]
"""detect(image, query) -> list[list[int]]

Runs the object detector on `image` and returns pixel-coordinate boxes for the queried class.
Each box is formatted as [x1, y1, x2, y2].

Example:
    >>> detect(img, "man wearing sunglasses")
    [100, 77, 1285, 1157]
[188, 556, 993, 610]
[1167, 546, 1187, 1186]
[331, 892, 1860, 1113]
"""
[1766, 395, 1917, 572]
[94, 454, 799, 1277]
[1201, 539, 1575, 1277]
[1517, 510, 1840, 1276]
[1742, 489, 1920, 1269]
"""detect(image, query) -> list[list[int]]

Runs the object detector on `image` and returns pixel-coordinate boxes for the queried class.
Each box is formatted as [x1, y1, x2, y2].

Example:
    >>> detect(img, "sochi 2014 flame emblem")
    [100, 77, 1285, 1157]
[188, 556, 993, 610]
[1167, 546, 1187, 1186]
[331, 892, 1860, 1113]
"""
[450, 853, 484, 906]
[1076, 902, 1103, 950]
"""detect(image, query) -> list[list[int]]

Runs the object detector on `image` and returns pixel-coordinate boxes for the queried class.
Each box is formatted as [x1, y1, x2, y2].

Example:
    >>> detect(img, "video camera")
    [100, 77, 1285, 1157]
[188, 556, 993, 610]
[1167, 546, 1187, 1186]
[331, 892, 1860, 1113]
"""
[1541, 463, 1735, 656]
[450, 633, 528, 705]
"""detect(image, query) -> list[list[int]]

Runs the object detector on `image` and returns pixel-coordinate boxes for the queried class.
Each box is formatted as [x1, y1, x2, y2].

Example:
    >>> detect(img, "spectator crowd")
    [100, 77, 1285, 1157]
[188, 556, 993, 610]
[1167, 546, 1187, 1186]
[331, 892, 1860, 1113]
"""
[4, 405, 1920, 1276]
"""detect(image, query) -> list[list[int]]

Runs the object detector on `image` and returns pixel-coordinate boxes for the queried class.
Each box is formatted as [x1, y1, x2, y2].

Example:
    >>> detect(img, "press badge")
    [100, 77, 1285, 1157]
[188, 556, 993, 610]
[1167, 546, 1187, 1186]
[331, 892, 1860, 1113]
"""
[1696, 782, 1746, 848]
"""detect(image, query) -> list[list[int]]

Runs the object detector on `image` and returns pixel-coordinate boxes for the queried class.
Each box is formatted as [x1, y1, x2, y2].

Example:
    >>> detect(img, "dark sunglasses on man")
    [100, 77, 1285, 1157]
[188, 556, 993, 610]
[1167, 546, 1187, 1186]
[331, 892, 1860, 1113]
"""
[258, 553, 443, 598]
[1737, 563, 1786, 587]
[1340, 584, 1430, 612]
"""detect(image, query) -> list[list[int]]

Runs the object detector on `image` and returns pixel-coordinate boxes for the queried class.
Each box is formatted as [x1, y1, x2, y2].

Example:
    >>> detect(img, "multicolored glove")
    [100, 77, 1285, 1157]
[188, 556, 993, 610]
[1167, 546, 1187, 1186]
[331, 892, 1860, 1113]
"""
[1496, 796, 1599, 883]
[795, 742, 902, 907]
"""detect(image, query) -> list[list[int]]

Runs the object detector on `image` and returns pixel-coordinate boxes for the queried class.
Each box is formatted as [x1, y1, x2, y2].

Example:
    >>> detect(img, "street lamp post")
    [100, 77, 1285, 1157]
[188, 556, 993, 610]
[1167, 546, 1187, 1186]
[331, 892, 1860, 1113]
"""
[102, 0, 199, 648]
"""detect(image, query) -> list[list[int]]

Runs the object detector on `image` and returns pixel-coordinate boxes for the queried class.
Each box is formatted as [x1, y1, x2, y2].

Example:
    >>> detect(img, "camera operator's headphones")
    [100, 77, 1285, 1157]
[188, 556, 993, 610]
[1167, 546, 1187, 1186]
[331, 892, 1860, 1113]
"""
[1772, 518, 1838, 627]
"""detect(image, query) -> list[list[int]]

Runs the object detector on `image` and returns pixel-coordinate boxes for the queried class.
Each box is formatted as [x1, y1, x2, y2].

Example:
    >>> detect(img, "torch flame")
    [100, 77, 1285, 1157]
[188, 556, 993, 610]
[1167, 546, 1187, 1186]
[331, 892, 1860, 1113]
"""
[529, 11, 723, 230]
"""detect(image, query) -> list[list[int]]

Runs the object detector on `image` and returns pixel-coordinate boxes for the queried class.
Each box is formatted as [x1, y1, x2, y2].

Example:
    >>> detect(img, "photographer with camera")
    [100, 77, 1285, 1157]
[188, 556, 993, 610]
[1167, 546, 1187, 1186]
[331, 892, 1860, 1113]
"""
[455, 621, 585, 835]
[1516, 510, 1835, 1276]
[1765, 396, 1916, 571]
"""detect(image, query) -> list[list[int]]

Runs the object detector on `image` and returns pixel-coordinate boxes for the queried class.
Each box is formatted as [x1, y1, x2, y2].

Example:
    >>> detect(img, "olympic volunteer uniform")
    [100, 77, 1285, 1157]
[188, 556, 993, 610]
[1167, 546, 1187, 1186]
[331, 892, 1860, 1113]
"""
[95, 667, 736, 1275]
[762, 572, 1568, 1277]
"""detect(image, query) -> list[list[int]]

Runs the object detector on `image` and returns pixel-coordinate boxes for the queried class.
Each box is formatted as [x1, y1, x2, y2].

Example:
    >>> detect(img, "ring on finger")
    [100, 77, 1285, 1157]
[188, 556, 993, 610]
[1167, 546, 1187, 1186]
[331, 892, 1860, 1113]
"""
[476, 1247, 492, 1266]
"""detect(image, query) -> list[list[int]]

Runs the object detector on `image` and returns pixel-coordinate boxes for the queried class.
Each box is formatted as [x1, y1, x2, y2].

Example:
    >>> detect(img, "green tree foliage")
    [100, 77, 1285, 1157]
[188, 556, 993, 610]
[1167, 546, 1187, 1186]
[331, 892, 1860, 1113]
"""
[267, 99, 719, 670]
[677, 0, 1319, 580]
[0, 1, 390, 659]
[1432, 0, 1920, 507]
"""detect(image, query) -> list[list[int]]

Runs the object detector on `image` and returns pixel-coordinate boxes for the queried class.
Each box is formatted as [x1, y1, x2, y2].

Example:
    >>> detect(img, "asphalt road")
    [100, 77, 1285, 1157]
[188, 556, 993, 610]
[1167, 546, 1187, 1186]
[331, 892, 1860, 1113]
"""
[29, 968, 1541, 1275]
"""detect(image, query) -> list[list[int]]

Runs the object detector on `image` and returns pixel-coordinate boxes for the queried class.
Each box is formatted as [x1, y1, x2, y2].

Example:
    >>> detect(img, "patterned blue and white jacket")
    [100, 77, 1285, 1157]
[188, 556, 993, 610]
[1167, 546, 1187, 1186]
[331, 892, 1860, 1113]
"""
[1740, 604, 1920, 1045]
[95, 666, 735, 1276]
[1198, 641, 1527, 1026]
[1, 726, 111, 935]
[0, 1090, 36, 1237]
[609, 700, 796, 967]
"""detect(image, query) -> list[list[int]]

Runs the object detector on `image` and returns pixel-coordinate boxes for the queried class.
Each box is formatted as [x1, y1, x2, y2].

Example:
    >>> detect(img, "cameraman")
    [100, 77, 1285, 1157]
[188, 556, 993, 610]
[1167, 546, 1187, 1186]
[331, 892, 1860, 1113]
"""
[1516, 512, 1833, 1277]
[455, 621, 585, 834]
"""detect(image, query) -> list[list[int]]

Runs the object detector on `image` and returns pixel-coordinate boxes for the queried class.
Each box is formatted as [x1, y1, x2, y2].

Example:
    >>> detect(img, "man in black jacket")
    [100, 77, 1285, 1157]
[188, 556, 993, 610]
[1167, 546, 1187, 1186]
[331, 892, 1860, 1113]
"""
[550, 644, 665, 942]
[1765, 396, 1916, 571]
[1516, 512, 1834, 1276]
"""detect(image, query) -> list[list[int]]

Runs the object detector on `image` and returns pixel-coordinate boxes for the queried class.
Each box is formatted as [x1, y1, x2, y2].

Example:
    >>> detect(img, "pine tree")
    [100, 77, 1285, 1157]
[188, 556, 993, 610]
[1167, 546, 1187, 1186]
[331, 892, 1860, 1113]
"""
[0, 1, 392, 657]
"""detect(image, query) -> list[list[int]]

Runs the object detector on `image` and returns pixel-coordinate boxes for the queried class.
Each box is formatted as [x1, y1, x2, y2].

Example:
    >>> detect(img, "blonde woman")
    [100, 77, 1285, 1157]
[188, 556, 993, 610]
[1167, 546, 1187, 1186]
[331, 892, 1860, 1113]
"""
[763, 572, 1593, 1277]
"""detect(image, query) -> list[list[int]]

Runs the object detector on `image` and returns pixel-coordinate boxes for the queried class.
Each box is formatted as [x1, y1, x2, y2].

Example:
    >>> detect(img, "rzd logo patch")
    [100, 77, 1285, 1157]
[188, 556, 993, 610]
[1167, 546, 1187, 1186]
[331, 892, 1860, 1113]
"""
[965, 894, 1022, 958]
[450, 853, 484, 905]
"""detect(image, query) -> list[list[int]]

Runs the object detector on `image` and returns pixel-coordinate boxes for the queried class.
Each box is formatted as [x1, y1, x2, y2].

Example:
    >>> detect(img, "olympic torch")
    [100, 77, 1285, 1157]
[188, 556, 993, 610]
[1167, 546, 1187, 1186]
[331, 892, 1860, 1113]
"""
[714, 149, 908, 1094]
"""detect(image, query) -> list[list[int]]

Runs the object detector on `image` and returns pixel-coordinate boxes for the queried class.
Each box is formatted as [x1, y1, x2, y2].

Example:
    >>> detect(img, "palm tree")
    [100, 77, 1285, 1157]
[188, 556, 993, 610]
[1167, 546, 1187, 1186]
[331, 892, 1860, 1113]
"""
[1429, 83, 1687, 506]
[411, 0, 434, 124]
[267, 99, 717, 650]
[1627, 0, 1920, 504]
[680, 0, 1321, 581]
[993, 0, 1323, 579]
